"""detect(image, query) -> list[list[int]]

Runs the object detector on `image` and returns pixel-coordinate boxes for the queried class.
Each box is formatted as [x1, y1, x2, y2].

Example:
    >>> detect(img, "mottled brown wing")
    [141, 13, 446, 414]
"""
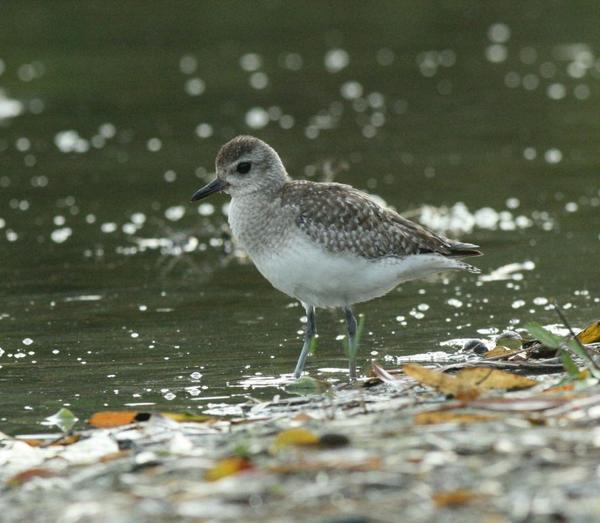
[280, 181, 473, 259]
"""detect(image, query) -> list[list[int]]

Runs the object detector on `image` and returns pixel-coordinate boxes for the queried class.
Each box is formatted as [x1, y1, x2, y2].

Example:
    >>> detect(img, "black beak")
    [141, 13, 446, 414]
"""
[190, 178, 227, 202]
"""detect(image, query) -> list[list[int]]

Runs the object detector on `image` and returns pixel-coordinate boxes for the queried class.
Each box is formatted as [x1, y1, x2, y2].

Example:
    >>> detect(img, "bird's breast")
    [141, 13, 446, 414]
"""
[227, 196, 292, 256]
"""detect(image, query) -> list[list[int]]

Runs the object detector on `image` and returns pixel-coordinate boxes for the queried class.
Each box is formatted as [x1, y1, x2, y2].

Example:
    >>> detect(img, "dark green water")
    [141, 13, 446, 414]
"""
[1, 1, 599, 434]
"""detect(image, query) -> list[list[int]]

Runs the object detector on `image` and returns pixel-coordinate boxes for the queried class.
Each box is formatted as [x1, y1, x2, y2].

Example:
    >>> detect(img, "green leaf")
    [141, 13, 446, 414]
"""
[43, 407, 78, 432]
[309, 336, 318, 355]
[525, 322, 564, 349]
[343, 314, 365, 360]
[560, 350, 580, 378]
[526, 322, 600, 379]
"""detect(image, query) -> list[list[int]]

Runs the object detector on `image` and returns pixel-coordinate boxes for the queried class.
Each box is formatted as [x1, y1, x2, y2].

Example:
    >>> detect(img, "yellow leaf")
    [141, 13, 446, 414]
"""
[271, 427, 319, 451]
[578, 368, 590, 380]
[433, 489, 480, 508]
[415, 411, 496, 425]
[455, 368, 537, 390]
[204, 457, 253, 482]
[577, 320, 600, 345]
[484, 346, 518, 359]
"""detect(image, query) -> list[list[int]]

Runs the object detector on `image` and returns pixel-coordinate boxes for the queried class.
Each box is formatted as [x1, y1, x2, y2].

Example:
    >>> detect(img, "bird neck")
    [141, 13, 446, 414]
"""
[228, 182, 291, 255]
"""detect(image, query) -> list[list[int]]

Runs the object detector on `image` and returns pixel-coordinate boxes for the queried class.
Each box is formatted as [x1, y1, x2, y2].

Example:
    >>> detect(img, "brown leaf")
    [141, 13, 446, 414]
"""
[403, 363, 480, 400]
[88, 411, 150, 428]
[403, 364, 537, 399]
[577, 320, 600, 344]
[7, 468, 55, 487]
[99, 450, 131, 463]
[455, 368, 538, 390]
[22, 439, 43, 447]
[542, 383, 577, 394]
[484, 346, 519, 359]
[48, 434, 81, 446]
[433, 489, 480, 508]
[415, 411, 497, 425]
[204, 457, 253, 481]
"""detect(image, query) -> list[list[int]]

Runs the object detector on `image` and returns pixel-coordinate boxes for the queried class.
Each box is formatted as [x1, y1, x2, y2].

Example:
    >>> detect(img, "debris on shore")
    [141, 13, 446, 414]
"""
[1, 321, 600, 522]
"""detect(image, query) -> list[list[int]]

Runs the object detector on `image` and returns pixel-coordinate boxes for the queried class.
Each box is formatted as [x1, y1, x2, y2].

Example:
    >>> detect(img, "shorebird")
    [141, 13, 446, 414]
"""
[191, 136, 481, 379]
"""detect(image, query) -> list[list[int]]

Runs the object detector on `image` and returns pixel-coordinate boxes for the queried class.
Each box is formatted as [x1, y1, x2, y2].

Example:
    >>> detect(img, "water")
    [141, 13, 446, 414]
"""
[1, 1, 599, 434]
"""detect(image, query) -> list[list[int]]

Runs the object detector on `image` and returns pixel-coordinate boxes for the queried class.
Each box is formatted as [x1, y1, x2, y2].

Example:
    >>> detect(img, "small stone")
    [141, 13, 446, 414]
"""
[463, 339, 488, 354]
[495, 330, 523, 350]
[318, 433, 350, 448]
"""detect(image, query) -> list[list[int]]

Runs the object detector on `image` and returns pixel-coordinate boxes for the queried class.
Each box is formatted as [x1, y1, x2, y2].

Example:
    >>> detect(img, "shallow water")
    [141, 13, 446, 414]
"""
[1, 1, 599, 434]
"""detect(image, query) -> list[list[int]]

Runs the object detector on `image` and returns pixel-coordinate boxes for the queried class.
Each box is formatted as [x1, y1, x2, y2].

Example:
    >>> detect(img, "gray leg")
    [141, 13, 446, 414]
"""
[293, 304, 316, 378]
[344, 307, 358, 380]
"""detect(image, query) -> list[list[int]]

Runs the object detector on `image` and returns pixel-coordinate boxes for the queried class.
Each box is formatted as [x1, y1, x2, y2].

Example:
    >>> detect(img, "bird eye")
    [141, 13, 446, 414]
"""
[236, 162, 251, 174]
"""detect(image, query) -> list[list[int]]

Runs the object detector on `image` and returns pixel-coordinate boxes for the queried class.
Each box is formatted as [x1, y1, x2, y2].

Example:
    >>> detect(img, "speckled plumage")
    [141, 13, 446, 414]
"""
[191, 135, 482, 378]
[280, 181, 480, 260]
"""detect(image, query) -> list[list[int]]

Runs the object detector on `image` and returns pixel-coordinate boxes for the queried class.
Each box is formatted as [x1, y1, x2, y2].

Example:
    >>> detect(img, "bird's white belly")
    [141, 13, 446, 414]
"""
[249, 236, 463, 308]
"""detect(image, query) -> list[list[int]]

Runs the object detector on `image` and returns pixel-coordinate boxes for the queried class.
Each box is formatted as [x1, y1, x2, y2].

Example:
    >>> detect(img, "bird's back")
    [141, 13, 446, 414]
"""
[279, 180, 481, 261]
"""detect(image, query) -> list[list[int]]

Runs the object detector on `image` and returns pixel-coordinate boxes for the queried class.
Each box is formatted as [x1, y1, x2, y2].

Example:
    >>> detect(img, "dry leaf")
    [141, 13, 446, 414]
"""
[204, 457, 253, 481]
[99, 450, 131, 463]
[403, 364, 537, 399]
[89, 411, 150, 428]
[433, 489, 480, 508]
[48, 434, 81, 446]
[271, 427, 319, 451]
[403, 363, 480, 400]
[484, 346, 519, 359]
[22, 439, 43, 447]
[7, 468, 55, 487]
[543, 383, 575, 394]
[577, 321, 600, 344]
[455, 368, 537, 390]
[415, 411, 497, 425]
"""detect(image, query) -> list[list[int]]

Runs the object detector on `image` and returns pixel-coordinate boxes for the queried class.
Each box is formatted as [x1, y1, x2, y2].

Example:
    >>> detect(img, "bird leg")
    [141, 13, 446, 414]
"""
[344, 307, 358, 380]
[293, 305, 316, 378]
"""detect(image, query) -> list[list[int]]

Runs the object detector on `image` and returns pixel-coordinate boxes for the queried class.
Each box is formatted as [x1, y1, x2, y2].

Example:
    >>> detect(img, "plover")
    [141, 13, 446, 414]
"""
[191, 136, 481, 379]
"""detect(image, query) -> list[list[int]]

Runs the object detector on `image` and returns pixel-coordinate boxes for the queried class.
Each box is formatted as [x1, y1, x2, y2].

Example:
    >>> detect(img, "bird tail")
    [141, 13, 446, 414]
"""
[446, 241, 482, 274]
[446, 241, 482, 257]
[455, 260, 481, 274]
